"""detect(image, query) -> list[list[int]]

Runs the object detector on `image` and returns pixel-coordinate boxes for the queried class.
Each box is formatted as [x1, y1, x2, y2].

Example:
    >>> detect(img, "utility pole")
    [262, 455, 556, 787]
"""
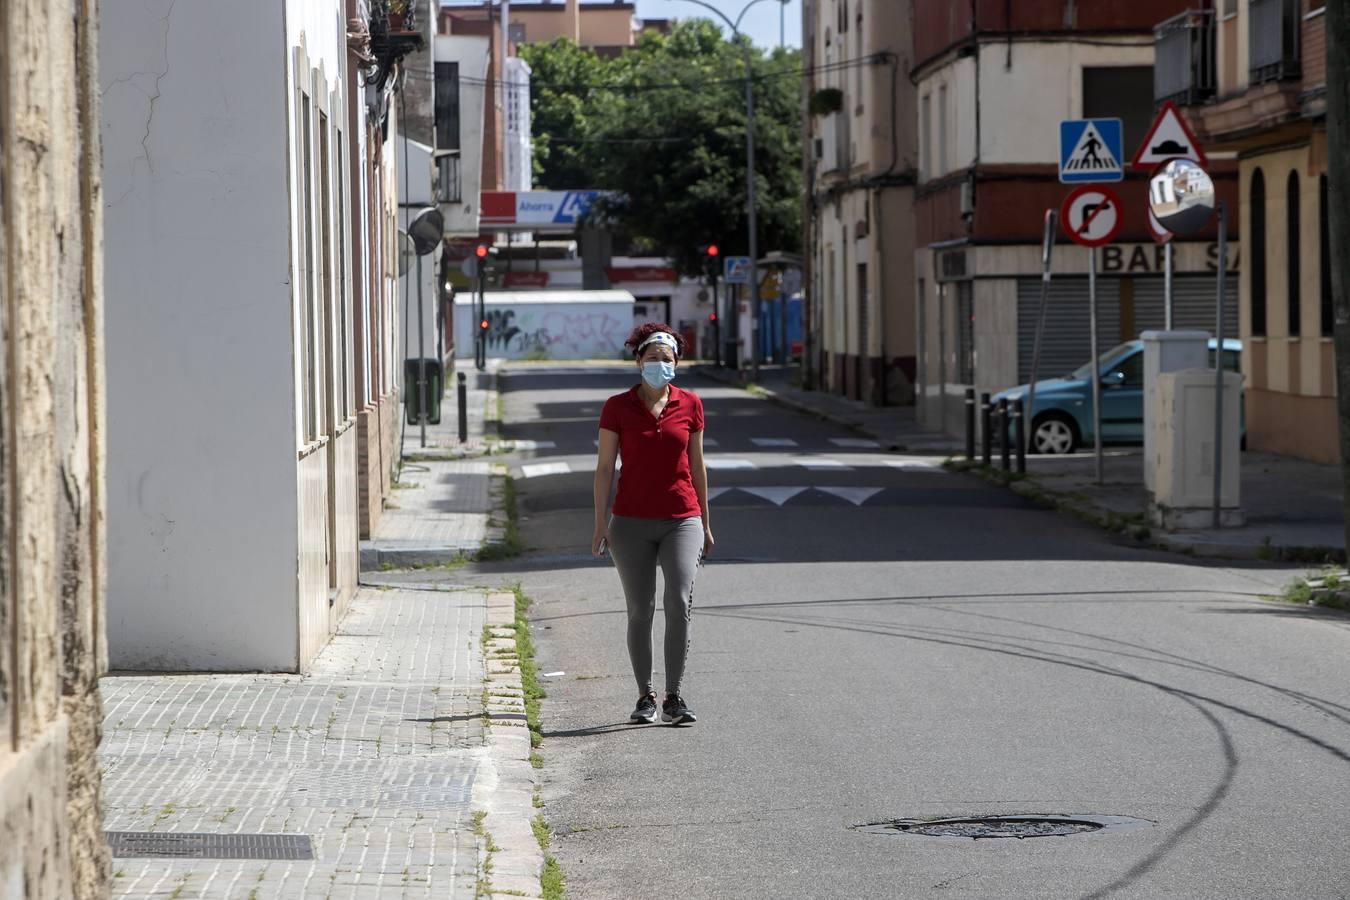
[1326, 3, 1350, 559]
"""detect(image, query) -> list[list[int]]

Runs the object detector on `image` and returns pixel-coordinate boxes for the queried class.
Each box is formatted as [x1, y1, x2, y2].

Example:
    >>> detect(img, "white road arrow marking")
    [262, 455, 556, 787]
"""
[707, 487, 732, 501]
[739, 487, 809, 506]
[512, 440, 557, 450]
[816, 487, 884, 506]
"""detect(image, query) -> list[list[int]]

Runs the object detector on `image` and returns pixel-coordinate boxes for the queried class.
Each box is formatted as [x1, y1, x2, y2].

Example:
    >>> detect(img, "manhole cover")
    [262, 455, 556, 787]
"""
[106, 832, 314, 860]
[853, 815, 1152, 840]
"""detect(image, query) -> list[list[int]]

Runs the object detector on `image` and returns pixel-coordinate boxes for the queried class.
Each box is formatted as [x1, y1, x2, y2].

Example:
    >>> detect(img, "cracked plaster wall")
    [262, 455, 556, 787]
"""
[101, 0, 304, 671]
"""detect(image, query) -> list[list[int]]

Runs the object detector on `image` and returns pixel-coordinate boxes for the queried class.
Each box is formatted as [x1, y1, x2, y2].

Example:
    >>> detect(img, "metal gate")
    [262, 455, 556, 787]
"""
[1017, 274, 1239, 383]
[1132, 273, 1239, 336]
[1016, 277, 1122, 383]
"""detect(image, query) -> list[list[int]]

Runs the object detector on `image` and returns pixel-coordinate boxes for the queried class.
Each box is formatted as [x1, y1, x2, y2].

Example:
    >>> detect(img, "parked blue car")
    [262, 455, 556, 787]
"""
[993, 338, 1242, 454]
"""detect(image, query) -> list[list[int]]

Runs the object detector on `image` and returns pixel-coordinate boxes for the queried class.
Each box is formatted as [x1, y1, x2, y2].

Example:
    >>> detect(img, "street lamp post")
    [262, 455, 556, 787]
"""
[668, 0, 786, 381]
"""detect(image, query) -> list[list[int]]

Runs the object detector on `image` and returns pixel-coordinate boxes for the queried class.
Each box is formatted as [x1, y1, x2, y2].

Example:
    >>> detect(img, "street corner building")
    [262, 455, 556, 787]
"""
[903, 1, 1242, 440]
[100, 1, 417, 674]
[1, 1, 113, 897]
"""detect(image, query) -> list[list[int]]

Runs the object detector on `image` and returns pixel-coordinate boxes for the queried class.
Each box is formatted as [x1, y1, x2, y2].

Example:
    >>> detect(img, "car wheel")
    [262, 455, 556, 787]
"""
[1032, 414, 1079, 455]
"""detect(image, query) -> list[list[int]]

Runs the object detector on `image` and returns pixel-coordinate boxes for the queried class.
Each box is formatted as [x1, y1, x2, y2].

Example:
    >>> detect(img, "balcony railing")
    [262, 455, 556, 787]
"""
[1250, 0, 1300, 85]
[436, 152, 461, 204]
[1154, 10, 1215, 105]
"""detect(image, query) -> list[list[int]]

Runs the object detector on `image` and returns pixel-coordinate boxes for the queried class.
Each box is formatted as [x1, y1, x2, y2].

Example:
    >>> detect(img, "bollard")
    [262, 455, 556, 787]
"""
[964, 388, 976, 461]
[457, 372, 468, 444]
[998, 398, 1011, 472]
[1013, 399, 1026, 474]
[981, 392, 992, 467]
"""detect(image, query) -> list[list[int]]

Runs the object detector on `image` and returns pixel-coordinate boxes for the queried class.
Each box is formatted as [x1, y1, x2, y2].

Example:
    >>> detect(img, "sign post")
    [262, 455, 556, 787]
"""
[1060, 184, 1122, 484]
[1024, 209, 1059, 457]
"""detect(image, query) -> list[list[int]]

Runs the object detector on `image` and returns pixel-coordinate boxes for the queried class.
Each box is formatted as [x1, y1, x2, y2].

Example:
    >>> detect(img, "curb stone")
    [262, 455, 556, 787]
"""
[472, 590, 546, 900]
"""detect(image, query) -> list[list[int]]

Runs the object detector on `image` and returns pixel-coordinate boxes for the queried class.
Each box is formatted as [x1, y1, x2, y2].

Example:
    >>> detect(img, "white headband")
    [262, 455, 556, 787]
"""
[637, 332, 680, 357]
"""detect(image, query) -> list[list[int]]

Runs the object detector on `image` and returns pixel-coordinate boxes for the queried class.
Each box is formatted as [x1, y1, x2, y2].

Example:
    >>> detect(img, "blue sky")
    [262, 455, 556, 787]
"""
[635, 0, 801, 49]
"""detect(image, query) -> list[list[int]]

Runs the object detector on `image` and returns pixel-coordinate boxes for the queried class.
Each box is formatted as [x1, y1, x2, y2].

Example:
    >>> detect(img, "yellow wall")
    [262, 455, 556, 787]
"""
[1239, 144, 1338, 462]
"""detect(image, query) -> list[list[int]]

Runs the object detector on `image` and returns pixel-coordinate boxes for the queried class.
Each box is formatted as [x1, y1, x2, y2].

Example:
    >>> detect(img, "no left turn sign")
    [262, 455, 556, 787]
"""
[1060, 185, 1123, 248]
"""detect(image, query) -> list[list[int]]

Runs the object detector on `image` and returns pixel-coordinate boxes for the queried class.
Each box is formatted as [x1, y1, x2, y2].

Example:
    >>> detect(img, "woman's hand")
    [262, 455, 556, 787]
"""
[592, 525, 610, 558]
[702, 526, 715, 559]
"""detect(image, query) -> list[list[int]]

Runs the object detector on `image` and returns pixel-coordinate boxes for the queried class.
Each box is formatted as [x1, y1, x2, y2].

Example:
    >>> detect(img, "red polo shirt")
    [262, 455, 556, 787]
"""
[599, 384, 705, 520]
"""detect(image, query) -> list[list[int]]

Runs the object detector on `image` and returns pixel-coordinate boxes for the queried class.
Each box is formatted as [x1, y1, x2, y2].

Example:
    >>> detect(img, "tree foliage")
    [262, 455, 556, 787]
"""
[518, 21, 802, 275]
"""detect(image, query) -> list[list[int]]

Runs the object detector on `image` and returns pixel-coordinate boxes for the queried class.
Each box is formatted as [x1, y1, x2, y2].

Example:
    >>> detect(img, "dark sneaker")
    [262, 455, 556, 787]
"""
[629, 692, 658, 723]
[661, 694, 696, 726]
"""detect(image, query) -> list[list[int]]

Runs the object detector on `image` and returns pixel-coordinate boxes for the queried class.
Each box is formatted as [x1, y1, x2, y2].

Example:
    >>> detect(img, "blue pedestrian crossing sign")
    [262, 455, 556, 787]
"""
[1059, 118, 1124, 184]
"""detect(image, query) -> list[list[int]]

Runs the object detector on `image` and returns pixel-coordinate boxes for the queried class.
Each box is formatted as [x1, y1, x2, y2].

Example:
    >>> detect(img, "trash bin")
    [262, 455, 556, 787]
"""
[404, 358, 443, 425]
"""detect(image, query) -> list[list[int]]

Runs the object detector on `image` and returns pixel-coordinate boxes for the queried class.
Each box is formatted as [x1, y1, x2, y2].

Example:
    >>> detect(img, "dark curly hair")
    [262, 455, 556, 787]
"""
[624, 322, 684, 358]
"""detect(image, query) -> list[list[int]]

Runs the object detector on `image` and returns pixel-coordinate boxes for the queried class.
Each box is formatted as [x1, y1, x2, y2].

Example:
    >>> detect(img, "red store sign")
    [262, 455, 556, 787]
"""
[605, 266, 675, 284]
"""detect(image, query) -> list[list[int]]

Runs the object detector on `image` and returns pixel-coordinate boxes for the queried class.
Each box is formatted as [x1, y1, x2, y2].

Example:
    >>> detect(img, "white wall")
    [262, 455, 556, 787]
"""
[975, 42, 1154, 165]
[437, 35, 491, 236]
[102, 0, 299, 670]
[455, 292, 635, 359]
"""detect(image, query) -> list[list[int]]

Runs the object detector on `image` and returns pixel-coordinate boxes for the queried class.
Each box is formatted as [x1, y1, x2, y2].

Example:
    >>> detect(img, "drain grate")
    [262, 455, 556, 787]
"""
[854, 815, 1152, 840]
[106, 832, 314, 860]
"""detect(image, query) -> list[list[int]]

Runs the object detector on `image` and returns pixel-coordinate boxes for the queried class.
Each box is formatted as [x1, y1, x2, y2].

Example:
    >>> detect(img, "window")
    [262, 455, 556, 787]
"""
[334, 124, 350, 421]
[1110, 352, 1145, 386]
[938, 85, 948, 176]
[1251, 168, 1267, 336]
[301, 92, 318, 442]
[509, 22, 525, 45]
[1208, 348, 1241, 372]
[1082, 67, 1153, 157]
[1321, 175, 1333, 337]
[919, 94, 930, 179]
[318, 112, 333, 437]
[1287, 171, 1300, 337]
[435, 63, 461, 152]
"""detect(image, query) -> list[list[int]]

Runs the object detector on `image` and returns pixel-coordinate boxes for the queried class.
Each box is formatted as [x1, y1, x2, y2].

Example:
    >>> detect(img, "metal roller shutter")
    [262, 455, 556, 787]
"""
[1132, 274, 1239, 337]
[1017, 277, 1123, 383]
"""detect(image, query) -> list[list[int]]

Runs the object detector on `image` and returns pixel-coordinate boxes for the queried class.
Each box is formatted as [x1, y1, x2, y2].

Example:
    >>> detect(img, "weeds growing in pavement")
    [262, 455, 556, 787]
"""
[475, 474, 523, 561]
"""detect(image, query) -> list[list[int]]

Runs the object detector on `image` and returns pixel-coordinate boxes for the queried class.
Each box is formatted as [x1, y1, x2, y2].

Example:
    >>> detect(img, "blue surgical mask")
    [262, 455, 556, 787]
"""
[641, 360, 676, 389]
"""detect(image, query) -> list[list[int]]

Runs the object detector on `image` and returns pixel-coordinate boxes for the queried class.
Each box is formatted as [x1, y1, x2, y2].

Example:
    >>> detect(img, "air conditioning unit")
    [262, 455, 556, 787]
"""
[959, 179, 974, 217]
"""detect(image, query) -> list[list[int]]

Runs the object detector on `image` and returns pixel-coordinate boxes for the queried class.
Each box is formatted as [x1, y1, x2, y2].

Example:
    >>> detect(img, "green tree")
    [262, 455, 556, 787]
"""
[518, 21, 802, 275]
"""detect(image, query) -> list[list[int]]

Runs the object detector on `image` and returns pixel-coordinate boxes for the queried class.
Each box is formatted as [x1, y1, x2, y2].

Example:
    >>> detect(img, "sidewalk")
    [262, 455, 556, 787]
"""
[360, 363, 504, 570]
[99, 362, 548, 899]
[703, 362, 1343, 563]
[696, 363, 962, 454]
[1002, 448, 1345, 562]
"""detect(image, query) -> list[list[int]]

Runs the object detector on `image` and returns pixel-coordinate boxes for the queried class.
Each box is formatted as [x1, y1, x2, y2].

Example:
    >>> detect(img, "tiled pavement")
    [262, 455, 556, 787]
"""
[100, 587, 492, 899]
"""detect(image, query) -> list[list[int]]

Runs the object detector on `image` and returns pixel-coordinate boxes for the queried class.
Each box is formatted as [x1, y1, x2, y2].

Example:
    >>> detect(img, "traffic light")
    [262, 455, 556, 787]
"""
[708, 312, 717, 323]
[475, 244, 489, 259]
[480, 319, 489, 330]
[706, 244, 719, 258]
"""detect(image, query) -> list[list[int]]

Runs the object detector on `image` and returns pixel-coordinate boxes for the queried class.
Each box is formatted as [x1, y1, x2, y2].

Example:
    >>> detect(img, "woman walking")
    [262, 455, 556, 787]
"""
[593, 323, 713, 726]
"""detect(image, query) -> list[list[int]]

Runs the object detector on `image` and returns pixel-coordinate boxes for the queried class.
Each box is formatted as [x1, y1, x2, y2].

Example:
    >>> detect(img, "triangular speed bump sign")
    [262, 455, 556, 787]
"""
[1132, 101, 1207, 171]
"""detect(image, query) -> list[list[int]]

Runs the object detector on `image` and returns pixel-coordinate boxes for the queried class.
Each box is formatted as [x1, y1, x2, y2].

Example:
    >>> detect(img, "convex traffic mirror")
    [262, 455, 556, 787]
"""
[1147, 159, 1215, 237]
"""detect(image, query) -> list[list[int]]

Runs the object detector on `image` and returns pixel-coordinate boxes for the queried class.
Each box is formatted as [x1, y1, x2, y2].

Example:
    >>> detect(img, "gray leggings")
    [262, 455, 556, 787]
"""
[607, 515, 703, 697]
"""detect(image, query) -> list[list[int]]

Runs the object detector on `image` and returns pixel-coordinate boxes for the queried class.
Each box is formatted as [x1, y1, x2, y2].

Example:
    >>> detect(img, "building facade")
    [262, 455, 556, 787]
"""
[0, 1, 111, 896]
[802, 0, 918, 405]
[101, 0, 416, 672]
[1162, 1, 1334, 463]
[909, 0, 1240, 440]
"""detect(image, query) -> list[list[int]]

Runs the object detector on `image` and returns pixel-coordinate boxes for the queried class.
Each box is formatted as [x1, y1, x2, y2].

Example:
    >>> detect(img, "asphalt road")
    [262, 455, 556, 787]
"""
[466, 364, 1350, 900]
